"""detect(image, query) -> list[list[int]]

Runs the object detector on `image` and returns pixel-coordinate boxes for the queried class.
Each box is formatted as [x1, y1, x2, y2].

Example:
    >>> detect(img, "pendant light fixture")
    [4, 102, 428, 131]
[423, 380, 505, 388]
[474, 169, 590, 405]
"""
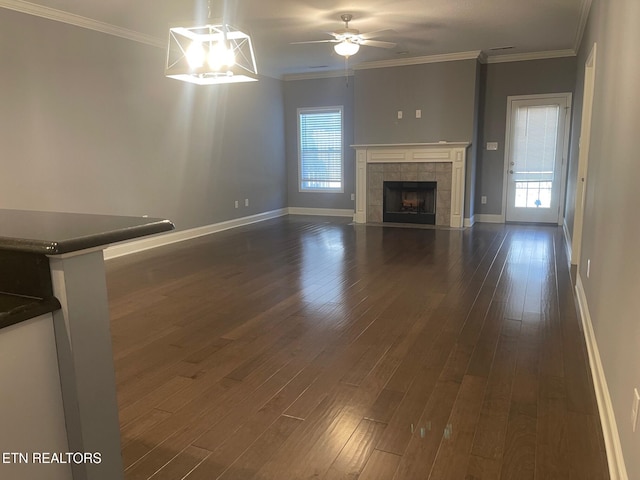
[165, 1, 258, 85]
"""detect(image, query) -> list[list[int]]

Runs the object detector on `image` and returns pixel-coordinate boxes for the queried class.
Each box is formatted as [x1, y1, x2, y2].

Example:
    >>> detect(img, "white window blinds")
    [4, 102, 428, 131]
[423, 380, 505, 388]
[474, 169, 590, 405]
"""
[512, 105, 560, 182]
[298, 107, 343, 192]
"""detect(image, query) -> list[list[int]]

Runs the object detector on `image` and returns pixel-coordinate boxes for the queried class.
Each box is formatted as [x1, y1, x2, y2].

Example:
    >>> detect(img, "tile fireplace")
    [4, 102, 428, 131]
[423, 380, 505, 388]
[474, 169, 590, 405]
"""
[353, 143, 469, 228]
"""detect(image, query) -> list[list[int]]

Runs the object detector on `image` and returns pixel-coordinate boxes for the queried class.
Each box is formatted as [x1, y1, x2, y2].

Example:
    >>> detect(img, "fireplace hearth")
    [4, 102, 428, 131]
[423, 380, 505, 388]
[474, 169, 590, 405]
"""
[383, 181, 437, 225]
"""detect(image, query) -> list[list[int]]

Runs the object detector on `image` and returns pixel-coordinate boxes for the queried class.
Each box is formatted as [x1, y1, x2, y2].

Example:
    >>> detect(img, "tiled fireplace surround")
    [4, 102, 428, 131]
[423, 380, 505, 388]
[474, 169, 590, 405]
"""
[353, 143, 469, 228]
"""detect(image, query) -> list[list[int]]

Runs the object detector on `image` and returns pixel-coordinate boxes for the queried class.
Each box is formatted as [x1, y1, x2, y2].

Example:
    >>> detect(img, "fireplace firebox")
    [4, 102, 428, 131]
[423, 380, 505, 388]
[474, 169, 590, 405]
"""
[383, 181, 437, 225]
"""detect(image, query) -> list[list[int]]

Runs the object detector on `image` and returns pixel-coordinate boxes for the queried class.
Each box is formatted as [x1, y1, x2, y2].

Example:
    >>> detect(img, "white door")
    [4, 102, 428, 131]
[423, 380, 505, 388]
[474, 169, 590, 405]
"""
[504, 94, 571, 224]
[571, 44, 597, 264]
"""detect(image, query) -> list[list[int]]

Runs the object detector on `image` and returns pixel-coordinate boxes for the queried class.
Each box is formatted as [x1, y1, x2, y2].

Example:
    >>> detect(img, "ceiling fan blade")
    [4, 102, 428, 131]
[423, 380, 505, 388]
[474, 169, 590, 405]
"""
[359, 29, 395, 40]
[361, 39, 397, 49]
[290, 39, 338, 45]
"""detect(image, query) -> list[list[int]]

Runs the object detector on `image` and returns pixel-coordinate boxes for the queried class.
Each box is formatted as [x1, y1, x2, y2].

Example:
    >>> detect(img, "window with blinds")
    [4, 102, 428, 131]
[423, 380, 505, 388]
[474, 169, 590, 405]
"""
[298, 107, 343, 192]
[512, 105, 560, 182]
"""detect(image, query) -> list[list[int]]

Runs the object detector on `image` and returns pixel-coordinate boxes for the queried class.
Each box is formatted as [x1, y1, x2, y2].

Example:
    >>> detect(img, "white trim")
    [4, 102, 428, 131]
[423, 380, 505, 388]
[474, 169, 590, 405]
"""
[485, 49, 576, 64]
[475, 214, 505, 223]
[571, 43, 597, 266]
[283, 70, 354, 81]
[464, 216, 475, 227]
[563, 220, 573, 268]
[574, 0, 593, 52]
[103, 208, 287, 260]
[0, 2, 585, 72]
[352, 142, 470, 148]
[353, 51, 482, 70]
[287, 207, 354, 217]
[575, 276, 629, 480]
[282, 47, 578, 79]
[0, 0, 164, 48]
[502, 93, 572, 225]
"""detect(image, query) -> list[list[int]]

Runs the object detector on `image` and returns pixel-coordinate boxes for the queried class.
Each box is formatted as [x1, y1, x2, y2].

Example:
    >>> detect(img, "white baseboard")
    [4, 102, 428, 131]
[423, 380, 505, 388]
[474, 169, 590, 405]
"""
[475, 214, 505, 223]
[575, 276, 628, 480]
[104, 208, 288, 260]
[287, 207, 354, 217]
[464, 216, 475, 227]
[563, 219, 574, 266]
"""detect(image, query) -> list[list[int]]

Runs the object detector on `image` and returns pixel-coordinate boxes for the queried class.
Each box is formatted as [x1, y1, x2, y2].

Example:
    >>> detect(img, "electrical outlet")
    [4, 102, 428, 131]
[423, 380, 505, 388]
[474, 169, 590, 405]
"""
[416, 109, 422, 118]
[245, 198, 249, 207]
[587, 259, 591, 278]
[234, 200, 239, 209]
[632, 389, 640, 432]
[351, 193, 355, 201]
[486, 142, 498, 151]
[481, 196, 487, 204]
[397, 110, 403, 119]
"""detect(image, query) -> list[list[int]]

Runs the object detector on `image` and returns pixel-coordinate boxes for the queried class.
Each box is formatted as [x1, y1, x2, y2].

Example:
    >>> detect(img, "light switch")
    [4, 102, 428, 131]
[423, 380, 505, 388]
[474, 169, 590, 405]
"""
[486, 142, 498, 151]
[416, 109, 422, 118]
[397, 111, 403, 119]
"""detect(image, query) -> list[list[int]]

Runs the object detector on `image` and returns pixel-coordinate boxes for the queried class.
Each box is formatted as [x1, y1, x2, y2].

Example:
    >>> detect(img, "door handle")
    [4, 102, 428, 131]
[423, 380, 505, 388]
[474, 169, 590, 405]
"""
[509, 170, 514, 174]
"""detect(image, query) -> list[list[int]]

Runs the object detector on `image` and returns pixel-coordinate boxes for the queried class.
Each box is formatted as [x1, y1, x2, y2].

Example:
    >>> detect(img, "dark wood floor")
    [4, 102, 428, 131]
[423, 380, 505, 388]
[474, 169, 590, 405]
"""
[105, 216, 609, 480]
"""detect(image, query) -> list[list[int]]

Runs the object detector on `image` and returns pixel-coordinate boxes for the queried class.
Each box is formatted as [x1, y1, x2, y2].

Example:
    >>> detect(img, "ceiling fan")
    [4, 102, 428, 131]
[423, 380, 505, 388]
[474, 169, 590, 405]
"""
[292, 14, 396, 57]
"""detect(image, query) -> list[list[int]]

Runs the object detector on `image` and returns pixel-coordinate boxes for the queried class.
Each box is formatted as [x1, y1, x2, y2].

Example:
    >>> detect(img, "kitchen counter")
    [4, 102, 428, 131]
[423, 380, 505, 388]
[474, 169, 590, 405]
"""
[0, 293, 61, 330]
[0, 209, 174, 480]
[0, 209, 174, 255]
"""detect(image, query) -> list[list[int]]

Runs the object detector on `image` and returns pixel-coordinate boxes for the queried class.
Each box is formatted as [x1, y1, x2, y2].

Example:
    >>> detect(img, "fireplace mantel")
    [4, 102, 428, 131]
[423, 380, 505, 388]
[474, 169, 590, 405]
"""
[352, 142, 469, 227]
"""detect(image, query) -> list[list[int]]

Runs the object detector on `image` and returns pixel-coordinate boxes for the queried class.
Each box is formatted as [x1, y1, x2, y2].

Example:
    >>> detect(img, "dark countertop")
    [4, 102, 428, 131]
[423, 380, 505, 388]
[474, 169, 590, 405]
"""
[0, 293, 61, 330]
[0, 209, 175, 255]
[0, 209, 174, 329]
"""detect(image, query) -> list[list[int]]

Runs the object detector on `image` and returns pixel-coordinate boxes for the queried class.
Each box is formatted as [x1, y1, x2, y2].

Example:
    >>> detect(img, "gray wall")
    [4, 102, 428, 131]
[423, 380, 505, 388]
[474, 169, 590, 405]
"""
[354, 60, 479, 218]
[568, 1, 640, 477]
[475, 57, 577, 216]
[353, 60, 478, 144]
[0, 10, 287, 231]
[284, 76, 356, 210]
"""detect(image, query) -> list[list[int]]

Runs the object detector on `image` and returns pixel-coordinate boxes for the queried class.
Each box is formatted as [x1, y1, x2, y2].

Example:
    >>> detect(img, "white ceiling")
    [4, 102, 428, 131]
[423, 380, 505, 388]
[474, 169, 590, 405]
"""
[1, 0, 589, 78]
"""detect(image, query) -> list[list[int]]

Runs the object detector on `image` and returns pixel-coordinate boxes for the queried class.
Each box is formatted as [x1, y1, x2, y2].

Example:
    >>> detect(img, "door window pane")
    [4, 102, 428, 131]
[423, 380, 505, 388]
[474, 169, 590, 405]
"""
[514, 181, 552, 208]
[512, 105, 559, 209]
[513, 105, 559, 182]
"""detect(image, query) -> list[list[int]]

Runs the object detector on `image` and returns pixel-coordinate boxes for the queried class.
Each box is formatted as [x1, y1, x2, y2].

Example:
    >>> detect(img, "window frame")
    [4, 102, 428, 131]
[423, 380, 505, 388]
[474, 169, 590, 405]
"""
[297, 106, 344, 193]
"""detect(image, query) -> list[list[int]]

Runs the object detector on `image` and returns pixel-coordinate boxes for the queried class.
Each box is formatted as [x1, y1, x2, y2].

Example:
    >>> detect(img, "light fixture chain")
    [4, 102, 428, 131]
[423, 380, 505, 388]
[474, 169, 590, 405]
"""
[345, 56, 349, 87]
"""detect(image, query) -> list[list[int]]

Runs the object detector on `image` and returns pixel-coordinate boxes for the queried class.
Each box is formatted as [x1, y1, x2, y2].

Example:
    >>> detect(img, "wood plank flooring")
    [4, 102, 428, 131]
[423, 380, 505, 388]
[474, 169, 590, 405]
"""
[105, 216, 609, 479]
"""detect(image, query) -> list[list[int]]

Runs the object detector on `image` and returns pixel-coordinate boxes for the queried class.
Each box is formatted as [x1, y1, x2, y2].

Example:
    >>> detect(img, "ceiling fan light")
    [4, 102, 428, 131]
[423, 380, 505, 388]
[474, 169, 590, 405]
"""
[334, 40, 360, 57]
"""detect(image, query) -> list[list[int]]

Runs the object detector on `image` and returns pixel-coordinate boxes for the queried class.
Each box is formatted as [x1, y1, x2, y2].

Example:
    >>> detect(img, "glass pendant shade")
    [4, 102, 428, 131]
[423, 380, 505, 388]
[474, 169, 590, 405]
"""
[334, 40, 360, 57]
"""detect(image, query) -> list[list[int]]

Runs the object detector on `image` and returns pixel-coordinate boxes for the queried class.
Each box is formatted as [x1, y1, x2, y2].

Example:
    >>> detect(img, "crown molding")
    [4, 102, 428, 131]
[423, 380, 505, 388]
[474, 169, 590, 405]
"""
[484, 49, 576, 64]
[0, 0, 165, 48]
[2, 0, 589, 74]
[574, 0, 593, 52]
[283, 70, 354, 81]
[284, 47, 577, 80]
[353, 50, 483, 71]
